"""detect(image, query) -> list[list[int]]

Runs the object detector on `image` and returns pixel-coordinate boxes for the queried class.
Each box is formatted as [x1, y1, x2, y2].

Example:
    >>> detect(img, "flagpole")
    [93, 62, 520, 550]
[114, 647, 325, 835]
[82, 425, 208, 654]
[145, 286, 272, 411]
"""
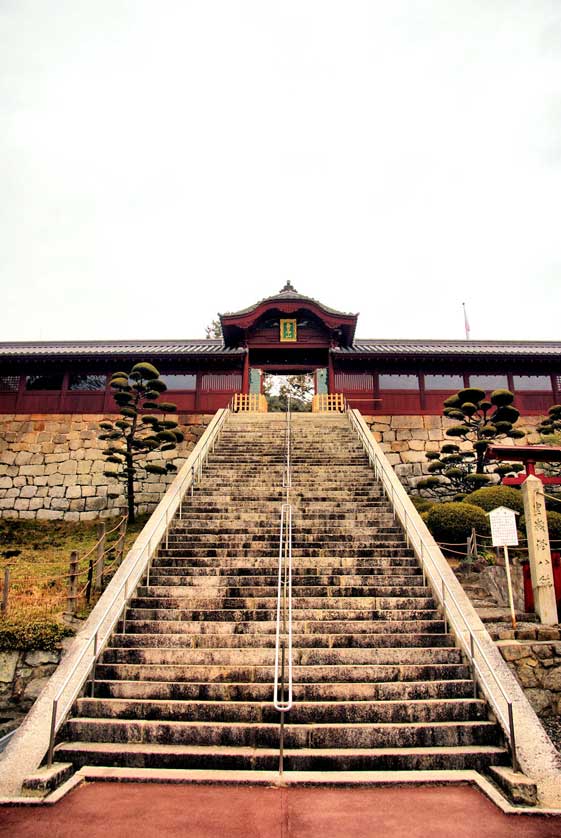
[462, 302, 470, 340]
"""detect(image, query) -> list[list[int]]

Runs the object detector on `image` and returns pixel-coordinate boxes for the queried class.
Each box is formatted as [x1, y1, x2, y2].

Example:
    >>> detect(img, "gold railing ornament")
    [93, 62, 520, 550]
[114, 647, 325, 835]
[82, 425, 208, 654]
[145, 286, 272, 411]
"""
[311, 393, 346, 413]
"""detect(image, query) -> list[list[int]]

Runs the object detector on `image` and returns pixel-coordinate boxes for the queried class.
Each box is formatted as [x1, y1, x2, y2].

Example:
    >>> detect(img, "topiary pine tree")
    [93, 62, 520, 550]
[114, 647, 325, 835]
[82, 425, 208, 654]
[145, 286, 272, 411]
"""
[417, 387, 525, 498]
[98, 363, 183, 523]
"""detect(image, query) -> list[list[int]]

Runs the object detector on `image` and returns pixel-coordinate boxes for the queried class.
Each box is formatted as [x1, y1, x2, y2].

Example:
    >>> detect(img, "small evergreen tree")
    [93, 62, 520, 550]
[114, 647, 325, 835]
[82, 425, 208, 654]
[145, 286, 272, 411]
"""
[418, 387, 525, 497]
[98, 363, 183, 523]
[205, 318, 223, 339]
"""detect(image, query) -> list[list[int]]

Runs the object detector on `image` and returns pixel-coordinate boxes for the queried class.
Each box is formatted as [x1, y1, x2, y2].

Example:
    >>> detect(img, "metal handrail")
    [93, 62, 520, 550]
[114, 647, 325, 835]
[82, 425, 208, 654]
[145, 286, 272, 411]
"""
[46, 407, 230, 766]
[346, 407, 519, 771]
[274, 399, 294, 774]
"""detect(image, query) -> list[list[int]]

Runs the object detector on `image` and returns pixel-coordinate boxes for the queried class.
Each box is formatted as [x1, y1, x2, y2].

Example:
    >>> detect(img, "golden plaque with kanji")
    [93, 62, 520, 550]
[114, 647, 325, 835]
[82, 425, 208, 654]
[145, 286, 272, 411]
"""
[280, 319, 297, 342]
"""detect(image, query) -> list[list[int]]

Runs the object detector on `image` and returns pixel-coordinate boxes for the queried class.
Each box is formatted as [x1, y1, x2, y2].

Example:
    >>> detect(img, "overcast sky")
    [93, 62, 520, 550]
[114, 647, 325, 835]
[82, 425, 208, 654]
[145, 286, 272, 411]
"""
[1, 1, 561, 343]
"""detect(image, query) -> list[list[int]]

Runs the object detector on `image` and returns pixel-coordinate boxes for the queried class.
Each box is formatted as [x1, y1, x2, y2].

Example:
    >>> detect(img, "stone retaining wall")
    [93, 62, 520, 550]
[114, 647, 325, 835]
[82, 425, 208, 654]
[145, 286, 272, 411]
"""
[0, 414, 213, 521]
[362, 414, 544, 491]
[0, 412, 546, 520]
[0, 645, 68, 714]
[498, 639, 561, 716]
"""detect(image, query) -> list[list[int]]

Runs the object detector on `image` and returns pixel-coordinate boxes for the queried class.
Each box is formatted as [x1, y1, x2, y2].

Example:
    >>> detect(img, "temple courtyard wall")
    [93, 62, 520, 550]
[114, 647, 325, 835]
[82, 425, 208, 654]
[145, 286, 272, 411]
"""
[0, 412, 545, 521]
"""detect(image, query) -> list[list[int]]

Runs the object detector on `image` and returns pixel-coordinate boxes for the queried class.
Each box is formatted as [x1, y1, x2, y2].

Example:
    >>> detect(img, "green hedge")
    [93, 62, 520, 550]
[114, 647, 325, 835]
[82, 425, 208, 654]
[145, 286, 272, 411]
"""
[425, 502, 489, 545]
[0, 617, 74, 652]
[463, 485, 524, 515]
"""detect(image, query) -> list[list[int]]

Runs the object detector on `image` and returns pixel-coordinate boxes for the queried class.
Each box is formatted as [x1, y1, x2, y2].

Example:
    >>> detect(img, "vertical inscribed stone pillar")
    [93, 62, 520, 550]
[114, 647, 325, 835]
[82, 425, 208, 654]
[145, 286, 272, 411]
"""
[521, 474, 558, 625]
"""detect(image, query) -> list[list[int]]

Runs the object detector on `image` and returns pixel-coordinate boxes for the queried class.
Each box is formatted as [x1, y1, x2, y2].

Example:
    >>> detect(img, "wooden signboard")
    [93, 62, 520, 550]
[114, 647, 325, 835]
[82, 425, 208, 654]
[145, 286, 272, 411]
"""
[280, 319, 297, 342]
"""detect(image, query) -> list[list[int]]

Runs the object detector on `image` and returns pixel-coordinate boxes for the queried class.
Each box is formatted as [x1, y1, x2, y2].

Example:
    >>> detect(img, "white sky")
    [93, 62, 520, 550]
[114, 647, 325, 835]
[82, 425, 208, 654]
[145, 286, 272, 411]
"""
[1, 1, 561, 343]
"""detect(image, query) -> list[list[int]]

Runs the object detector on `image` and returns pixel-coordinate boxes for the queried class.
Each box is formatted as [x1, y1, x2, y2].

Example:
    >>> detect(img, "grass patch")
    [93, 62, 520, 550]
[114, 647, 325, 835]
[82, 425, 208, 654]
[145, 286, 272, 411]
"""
[0, 515, 149, 649]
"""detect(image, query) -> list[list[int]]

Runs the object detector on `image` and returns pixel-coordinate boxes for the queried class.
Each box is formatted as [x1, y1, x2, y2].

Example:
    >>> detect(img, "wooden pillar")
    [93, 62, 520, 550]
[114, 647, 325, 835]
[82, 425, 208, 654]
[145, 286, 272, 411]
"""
[242, 351, 250, 395]
[327, 354, 335, 394]
[522, 475, 558, 625]
[194, 371, 202, 411]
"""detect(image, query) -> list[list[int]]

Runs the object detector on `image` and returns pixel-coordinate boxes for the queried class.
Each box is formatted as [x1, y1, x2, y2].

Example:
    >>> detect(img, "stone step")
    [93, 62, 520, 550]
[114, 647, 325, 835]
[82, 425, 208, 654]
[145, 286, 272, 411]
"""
[124, 607, 440, 622]
[99, 647, 461, 667]
[128, 596, 437, 611]
[155, 548, 416, 559]
[55, 742, 507, 772]
[144, 575, 425, 588]
[75, 697, 487, 724]
[135, 585, 431, 599]
[150, 557, 420, 570]
[108, 632, 454, 649]
[91, 678, 476, 702]
[121, 618, 447, 635]
[64, 718, 499, 749]
[93, 662, 471, 683]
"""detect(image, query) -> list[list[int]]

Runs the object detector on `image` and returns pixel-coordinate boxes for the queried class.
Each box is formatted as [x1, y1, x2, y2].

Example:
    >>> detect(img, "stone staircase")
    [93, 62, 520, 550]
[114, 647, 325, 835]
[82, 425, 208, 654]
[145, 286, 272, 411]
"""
[55, 413, 509, 773]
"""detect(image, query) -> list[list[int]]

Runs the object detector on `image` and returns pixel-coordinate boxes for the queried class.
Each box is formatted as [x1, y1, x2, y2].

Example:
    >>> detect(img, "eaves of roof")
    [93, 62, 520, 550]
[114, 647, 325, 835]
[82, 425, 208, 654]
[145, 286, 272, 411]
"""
[333, 340, 561, 357]
[0, 340, 245, 358]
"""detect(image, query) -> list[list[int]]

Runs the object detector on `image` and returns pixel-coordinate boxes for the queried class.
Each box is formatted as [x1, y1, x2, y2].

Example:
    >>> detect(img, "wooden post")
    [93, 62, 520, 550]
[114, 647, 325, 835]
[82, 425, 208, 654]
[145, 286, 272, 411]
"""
[1, 567, 9, 615]
[95, 523, 106, 592]
[66, 550, 79, 616]
[503, 545, 517, 630]
[522, 475, 558, 625]
[85, 560, 93, 604]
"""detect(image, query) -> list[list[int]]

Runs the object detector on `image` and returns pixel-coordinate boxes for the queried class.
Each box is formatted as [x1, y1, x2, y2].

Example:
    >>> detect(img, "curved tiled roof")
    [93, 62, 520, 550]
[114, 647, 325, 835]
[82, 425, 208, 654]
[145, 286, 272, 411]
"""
[221, 281, 357, 319]
[0, 339, 244, 358]
[335, 339, 561, 357]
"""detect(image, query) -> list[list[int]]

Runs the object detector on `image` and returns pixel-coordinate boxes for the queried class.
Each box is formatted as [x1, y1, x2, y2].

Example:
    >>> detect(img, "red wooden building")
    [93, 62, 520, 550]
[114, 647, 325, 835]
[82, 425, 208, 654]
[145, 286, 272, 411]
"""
[0, 283, 559, 415]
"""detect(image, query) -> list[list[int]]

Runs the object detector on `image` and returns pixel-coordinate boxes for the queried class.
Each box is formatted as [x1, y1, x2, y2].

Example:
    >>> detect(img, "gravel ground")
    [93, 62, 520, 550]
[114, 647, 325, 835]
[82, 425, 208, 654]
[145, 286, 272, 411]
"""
[540, 715, 561, 755]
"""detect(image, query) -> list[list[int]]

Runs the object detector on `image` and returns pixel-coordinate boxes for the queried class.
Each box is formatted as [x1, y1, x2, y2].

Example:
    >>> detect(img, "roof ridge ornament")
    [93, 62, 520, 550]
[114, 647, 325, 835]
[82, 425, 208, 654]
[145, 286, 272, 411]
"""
[279, 281, 297, 294]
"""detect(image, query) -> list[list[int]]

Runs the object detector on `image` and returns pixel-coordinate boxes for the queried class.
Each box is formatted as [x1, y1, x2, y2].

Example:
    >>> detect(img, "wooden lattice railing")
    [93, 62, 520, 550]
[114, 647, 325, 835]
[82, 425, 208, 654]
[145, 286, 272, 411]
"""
[231, 393, 268, 413]
[311, 393, 346, 413]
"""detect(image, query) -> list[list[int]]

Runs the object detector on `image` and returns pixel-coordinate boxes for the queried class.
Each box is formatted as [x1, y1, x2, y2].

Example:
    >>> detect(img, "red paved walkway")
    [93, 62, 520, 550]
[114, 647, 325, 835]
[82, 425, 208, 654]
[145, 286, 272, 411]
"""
[1, 783, 560, 838]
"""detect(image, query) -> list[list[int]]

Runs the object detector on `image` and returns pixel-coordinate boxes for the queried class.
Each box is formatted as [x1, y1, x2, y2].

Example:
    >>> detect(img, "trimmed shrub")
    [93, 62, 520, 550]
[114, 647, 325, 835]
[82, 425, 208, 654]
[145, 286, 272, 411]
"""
[463, 485, 524, 515]
[426, 502, 489, 544]
[0, 617, 74, 652]
[410, 496, 435, 514]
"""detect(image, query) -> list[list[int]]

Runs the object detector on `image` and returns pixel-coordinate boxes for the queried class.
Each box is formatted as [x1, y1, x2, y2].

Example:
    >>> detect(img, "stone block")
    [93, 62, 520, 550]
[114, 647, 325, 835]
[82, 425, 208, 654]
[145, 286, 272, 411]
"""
[0, 451, 16, 466]
[77, 460, 92, 474]
[391, 416, 424, 430]
[14, 451, 32, 466]
[428, 429, 443, 441]
[63, 511, 81, 522]
[13, 477, 27, 488]
[50, 485, 65, 498]
[382, 431, 396, 442]
[396, 430, 412, 441]
[80, 511, 101, 521]
[25, 650, 60, 666]
[0, 651, 19, 683]
[401, 451, 427, 464]
[423, 415, 443, 429]
[59, 459, 77, 475]
[543, 666, 561, 691]
[36, 509, 64, 521]
[69, 498, 85, 511]
[47, 473, 64, 486]
[391, 442, 409, 453]
[18, 510, 37, 519]
[524, 688, 553, 715]
[409, 440, 426, 451]
[20, 464, 45, 476]
[0, 477, 12, 489]
[85, 495, 105, 511]
[29, 498, 44, 510]
[14, 499, 30, 511]
[20, 485, 37, 498]
[23, 676, 50, 701]
[386, 454, 401, 465]
[51, 498, 70, 511]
